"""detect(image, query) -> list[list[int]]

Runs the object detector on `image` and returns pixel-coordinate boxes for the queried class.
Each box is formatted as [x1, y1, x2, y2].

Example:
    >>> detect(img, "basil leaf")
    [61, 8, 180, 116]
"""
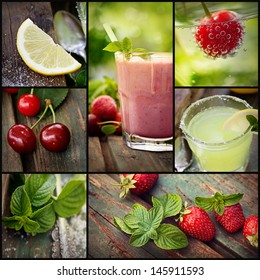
[113, 217, 135, 235]
[154, 224, 188, 250]
[53, 180, 86, 218]
[25, 174, 56, 207]
[129, 228, 152, 247]
[152, 194, 182, 219]
[10, 186, 32, 216]
[30, 202, 56, 233]
[22, 217, 40, 233]
[2, 216, 23, 230]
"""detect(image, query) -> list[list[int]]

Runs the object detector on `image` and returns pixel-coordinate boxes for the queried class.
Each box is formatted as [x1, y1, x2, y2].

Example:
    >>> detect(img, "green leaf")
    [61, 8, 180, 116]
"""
[103, 41, 122, 52]
[122, 37, 132, 53]
[53, 180, 86, 218]
[129, 228, 152, 247]
[22, 217, 40, 233]
[25, 174, 56, 207]
[246, 115, 258, 132]
[133, 48, 149, 53]
[194, 196, 216, 212]
[101, 124, 117, 135]
[154, 224, 188, 250]
[124, 204, 148, 229]
[113, 217, 135, 235]
[147, 205, 164, 230]
[18, 88, 69, 118]
[222, 193, 244, 206]
[10, 186, 32, 216]
[2, 216, 23, 230]
[152, 194, 182, 219]
[30, 202, 56, 233]
[74, 68, 86, 87]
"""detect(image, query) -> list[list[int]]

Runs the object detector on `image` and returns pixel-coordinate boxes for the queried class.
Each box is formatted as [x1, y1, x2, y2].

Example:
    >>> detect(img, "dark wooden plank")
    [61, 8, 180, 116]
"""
[88, 137, 106, 172]
[1, 91, 23, 171]
[105, 136, 173, 172]
[2, 2, 66, 86]
[88, 174, 224, 259]
[2, 89, 86, 172]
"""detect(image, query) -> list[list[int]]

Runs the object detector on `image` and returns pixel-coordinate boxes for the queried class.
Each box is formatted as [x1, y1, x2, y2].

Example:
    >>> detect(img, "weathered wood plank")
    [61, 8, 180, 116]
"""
[88, 137, 106, 172]
[88, 174, 224, 259]
[2, 2, 66, 86]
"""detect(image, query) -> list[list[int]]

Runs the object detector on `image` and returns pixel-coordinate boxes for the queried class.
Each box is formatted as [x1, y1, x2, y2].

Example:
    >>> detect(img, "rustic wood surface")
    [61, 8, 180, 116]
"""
[2, 2, 66, 86]
[88, 173, 258, 259]
[2, 89, 86, 172]
[89, 136, 173, 173]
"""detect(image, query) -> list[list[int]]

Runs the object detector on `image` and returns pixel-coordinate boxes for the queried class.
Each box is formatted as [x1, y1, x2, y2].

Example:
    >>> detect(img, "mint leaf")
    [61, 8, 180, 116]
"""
[124, 204, 147, 229]
[147, 205, 164, 230]
[103, 41, 122, 52]
[30, 202, 56, 233]
[154, 224, 188, 250]
[246, 115, 258, 132]
[152, 194, 182, 219]
[114, 217, 135, 235]
[2, 216, 23, 230]
[25, 174, 56, 207]
[129, 228, 154, 247]
[101, 124, 117, 135]
[194, 196, 216, 212]
[222, 193, 243, 206]
[122, 37, 132, 53]
[22, 217, 40, 234]
[10, 186, 32, 216]
[53, 180, 86, 218]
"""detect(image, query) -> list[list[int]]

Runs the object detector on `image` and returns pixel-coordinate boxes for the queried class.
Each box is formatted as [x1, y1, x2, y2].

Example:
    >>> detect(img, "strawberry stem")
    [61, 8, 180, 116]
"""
[201, 2, 211, 17]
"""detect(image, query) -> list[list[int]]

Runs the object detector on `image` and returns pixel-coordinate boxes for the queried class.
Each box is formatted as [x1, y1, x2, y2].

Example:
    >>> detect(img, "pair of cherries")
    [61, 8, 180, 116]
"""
[7, 90, 70, 154]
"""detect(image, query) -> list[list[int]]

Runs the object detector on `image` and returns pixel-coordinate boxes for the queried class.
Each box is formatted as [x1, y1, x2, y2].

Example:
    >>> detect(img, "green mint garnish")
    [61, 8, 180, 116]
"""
[113, 193, 188, 250]
[103, 37, 151, 60]
[246, 115, 258, 132]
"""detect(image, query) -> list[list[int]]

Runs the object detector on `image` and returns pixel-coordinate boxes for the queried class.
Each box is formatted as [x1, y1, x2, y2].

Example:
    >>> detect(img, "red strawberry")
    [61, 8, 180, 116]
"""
[243, 215, 258, 248]
[115, 174, 159, 198]
[178, 205, 215, 242]
[91, 95, 117, 121]
[214, 203, 245, 233]
[195, 9, 244, 58]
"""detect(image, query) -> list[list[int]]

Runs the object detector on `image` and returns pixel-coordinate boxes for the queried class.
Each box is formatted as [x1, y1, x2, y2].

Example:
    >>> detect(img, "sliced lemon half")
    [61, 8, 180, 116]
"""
[17, 18, 82, 76]
[223, 109, 258, 133]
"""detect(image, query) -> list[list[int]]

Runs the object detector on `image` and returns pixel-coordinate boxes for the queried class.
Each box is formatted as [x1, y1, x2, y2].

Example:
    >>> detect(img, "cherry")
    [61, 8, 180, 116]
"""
[3, 88, 19, 94]
[40, 123, 71, 152]
[88, 113, 102, 136]
[18, 94, 41, 117]
[7, 124, 36, 153]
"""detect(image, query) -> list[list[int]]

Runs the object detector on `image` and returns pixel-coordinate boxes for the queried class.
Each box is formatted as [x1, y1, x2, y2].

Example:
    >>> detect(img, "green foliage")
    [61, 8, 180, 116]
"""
[114, 193, 188, 250]
[3, 174, 86, 235]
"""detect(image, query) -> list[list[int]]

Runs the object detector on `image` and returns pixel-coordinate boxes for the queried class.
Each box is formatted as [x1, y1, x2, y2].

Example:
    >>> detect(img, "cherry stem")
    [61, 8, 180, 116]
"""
[30, 88, 34, 95]
[30, 103, 49, 129]
[201, 2, 211, 17]
[48, 103, 56, 123]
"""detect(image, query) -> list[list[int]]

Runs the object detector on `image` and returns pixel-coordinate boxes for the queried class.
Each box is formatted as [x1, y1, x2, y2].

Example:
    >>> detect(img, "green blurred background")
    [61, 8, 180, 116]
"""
[88, 2, 173, 81]
[175, 2, 258, 86]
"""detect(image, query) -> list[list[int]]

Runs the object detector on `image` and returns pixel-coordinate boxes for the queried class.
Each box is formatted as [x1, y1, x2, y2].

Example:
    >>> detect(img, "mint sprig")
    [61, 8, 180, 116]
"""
[103, 37, 151, 60]
[114, 193, 188, 250]
[3, 174, 86, 235]
[246, 115, 258, 132]
[195, 192, 243, 215]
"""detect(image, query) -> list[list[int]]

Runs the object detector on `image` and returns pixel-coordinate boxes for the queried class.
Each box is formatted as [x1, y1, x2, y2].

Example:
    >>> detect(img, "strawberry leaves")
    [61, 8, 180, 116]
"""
[114, 193, 188, 250]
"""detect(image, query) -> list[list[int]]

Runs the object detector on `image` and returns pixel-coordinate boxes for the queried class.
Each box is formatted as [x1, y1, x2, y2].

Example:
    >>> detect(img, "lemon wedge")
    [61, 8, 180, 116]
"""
[16, 18, 81, 76]
[223, 109, 258, 133]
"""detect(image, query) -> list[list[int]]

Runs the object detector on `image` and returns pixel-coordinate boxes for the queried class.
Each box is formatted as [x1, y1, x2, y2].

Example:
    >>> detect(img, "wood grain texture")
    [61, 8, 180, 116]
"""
[2, 2, 66, 86]
[88, 174, 259, 259]
[2, 89, 86, 172]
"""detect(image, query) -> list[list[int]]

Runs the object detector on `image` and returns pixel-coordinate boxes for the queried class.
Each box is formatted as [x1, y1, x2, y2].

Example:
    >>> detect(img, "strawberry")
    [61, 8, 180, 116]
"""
[91, 95, 117, 121]
[178, 205, 215, 242]
[114, 174, 159, 198]
[214, 203, 245, 233]
[243, 215, 258, 248]
[195, 4, 244, 58]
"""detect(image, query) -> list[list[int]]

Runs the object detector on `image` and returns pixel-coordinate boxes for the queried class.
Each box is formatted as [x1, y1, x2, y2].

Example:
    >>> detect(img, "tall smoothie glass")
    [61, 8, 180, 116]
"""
[115, 52, 173, 151]
[180, 95, 254, 171]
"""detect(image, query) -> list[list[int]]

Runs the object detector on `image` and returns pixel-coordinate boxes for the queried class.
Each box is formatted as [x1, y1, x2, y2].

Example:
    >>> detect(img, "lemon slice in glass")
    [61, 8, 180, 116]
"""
[223, 109, 258, 133]
[17, 18, 82, 76]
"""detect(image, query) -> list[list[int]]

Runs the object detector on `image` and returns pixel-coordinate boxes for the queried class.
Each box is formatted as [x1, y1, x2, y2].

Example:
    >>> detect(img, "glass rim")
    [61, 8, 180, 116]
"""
[179, 94, 253, 146]
[115, 51, 173, 59]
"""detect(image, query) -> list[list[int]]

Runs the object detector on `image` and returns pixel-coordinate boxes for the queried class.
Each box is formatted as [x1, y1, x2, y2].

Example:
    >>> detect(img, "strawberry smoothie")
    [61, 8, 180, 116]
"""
[115, 52, 173, 150]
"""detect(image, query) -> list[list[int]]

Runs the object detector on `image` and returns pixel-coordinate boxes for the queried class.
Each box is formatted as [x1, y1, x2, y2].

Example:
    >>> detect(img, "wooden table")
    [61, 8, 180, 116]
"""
[2, 2, 66, 86]
[88, 174, 258, 259]
[2, 89, 86, 172]
[89, 136, 173, 172]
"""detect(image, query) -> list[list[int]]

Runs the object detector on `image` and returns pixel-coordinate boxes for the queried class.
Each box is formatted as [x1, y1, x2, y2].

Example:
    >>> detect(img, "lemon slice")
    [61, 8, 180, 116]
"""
[223, 109, 258, 133]
[17, 18, 81, 76]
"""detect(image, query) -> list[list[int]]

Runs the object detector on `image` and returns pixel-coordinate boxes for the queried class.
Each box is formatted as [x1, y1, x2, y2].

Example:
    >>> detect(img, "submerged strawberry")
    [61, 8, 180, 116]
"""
[178, 205, 216, 242]
[243, 215, 258, 248]
[214, 203, 245, 233]
[195, 4, 244, 58]
[114, 174, 159, 198]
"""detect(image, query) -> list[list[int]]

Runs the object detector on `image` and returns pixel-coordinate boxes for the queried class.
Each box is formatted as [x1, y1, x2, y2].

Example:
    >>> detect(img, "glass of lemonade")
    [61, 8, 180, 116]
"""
[115, 52, 173, 151]
[180, 95, 253, 171]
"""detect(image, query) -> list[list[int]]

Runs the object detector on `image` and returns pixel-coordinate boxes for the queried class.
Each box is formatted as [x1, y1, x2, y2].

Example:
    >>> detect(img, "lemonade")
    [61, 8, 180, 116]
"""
[180, 95, 254, 171]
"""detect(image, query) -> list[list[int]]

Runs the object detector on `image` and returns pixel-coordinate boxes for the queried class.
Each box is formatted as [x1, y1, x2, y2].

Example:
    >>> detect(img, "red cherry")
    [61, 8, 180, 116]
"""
[88, 113, 102, 136]
[7, 124, 36, 153]
[91, 95, 117, 121]
[40, 123, 71, 152]
[195, 10, 244, 58]
[3, 88, 19, 94]
[17, 94, 41, 117]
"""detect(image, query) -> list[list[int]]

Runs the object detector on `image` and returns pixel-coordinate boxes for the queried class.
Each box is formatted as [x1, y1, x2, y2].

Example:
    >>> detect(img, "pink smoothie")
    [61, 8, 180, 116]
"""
[115, 53, 173, 138]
